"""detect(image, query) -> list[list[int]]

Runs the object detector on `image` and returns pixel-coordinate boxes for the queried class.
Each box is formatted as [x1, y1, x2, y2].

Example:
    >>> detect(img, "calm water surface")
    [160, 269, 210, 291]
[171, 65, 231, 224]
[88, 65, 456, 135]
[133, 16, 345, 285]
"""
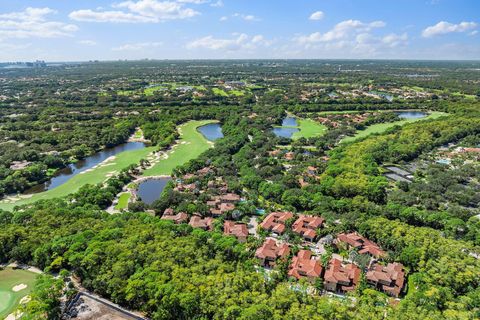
[198, 123, 224, 141]
[396, 111, 427, 119]
[25, 142, 146, 194]
[137, 178, 171, 205]
[273, 117, 299, 138]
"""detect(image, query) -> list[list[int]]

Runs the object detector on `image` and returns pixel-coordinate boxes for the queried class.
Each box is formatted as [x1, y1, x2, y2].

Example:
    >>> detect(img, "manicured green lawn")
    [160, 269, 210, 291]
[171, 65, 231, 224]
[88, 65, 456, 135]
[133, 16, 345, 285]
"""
[291, 119, 327, 140]
[229, 90, 245, 96]
[133, 128, 143, 139]
[212, 88, 228, 96]
[0, 268, 38, 319]
[0, 120, 214, 211]
[115, 192, 131, 210]
[0, 146, 156, 211]
[342, 111, 447, 143]
[142, 120, 215, 176]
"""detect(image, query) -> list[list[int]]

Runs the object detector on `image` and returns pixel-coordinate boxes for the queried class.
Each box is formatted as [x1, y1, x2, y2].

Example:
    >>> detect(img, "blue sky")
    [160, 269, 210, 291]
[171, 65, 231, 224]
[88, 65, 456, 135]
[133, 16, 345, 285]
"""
[0, 0, 478, 61]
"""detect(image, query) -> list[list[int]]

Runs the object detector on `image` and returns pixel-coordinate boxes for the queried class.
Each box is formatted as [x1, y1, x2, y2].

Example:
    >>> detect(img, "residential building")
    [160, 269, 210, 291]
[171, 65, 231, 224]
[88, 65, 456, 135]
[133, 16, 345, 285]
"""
[224, 221, 249, 242]
[336, 232, 386, 259]
[292, 215, 325, 241]
[366, 262, 405, 298]
[255, 238, 290, 268]
[260, 212, 294, 235]
[160, 209, 188, 224]
[288, 250, 323, 281]
[324, 259, 361, 294]
[189, 216, 214, 231]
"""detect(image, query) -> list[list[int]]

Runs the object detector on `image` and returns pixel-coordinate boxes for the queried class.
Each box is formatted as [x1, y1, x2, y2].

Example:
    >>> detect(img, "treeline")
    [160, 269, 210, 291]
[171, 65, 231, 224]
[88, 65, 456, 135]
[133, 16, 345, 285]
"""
[321, 116, 480, 203]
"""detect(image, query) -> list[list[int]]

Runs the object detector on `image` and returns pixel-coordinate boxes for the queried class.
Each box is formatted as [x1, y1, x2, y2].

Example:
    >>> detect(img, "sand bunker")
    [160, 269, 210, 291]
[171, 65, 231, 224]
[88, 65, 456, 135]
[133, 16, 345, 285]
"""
[12, 284, 27, 292]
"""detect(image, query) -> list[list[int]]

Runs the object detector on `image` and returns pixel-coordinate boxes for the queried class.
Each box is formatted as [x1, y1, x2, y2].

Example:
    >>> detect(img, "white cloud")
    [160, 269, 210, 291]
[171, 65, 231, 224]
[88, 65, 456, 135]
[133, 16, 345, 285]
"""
[186, 33, 271, 50]
[309, 11, 324, 21]
[210, 0, 224, 7]
[78, 40, 97, 46]
[112, 41, 163, 51]
[296, 19, 386, 44]
[422, 21, 477, 37]
[177, 0, 208, 3]
[232, 13, 260, 22]
[69, 0, 200, 23]
[219, 16, 228, 22]
[382, 32, 408, 47]
[0, 7, 78, 40]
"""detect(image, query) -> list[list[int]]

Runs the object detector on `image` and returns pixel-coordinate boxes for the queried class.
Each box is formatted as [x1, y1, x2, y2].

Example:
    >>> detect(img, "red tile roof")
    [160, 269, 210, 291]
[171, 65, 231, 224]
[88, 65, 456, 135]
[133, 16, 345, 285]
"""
[224, 221, 249, 242]
[189, 216, 214, 231]
[161, 212, 188, 224]
[337, 232, 386, 258]
[260, 212, 294, 235]
[366, 262, 405, 298]
[292, 215, 324, 240]
[288, 250, 323, 280]
[324, 259, 361, 293]
[255, 238, 290, 266]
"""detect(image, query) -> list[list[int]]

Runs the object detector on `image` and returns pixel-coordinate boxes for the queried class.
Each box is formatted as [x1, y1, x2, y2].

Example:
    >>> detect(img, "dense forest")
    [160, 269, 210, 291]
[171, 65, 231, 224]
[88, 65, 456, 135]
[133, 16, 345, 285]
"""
[0, 60, 479, 319]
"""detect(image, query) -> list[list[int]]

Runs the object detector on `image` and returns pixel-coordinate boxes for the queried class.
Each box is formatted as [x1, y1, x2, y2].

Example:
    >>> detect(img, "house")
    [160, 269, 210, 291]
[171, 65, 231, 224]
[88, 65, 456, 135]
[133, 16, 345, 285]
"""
[288, 250, 323, 281]
[284, 152, 295, 161]
[324, 259, 361, 294]
[220, 193, 241, 203]
[207, 194, 238, 217]
[292, 215, 325, 241]
[197, 167, 213, 176]
[336, 232, 386, 259]
[189, 216, 214, 231]
[224, 221, 249, 242]
[260, 212, 294, 235]
[255, 238, 290, 268]
[366, 262, 405, 298]
[161, 209, 188, 224]
[174, 182, 197, 192]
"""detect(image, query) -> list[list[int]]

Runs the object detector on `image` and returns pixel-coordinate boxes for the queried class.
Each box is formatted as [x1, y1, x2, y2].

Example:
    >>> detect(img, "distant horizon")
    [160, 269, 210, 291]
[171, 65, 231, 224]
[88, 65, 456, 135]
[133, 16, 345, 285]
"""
[2, 58, 480, 64]
[0, 1, 478, 61]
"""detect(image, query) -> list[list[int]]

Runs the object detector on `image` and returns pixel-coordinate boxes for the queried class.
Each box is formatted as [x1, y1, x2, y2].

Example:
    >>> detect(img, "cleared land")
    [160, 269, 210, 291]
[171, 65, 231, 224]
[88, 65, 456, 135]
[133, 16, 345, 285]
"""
[142, 120, 215, 176]
[342, 111, 447, 143]
[0, 120, 214, 211]
[0, 268, 38, 319]
[291, 119, 327, 140]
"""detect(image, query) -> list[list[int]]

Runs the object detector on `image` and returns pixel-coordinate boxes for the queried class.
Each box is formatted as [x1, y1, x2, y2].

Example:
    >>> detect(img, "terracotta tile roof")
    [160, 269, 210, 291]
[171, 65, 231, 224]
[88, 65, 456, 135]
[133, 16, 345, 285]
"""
[337, 232, 386, 258]
[220, 193, 241, 202]
[224, 221, 248, 242]
[161, 212, 188, 224]
[260, 212, 294, 235]
[189, 216, 214, 231]
[324, 259, 361, 293]
[255, 238, 290, 263]
[292, 215, 325, 240]
[288, 250, 323, 280]
[366, 262, 405, 298]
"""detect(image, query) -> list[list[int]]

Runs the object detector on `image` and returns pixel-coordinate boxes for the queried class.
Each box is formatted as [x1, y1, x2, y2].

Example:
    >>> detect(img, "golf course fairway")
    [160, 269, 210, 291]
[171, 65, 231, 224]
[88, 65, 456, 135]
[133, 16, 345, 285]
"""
[0, 120, 215, 211]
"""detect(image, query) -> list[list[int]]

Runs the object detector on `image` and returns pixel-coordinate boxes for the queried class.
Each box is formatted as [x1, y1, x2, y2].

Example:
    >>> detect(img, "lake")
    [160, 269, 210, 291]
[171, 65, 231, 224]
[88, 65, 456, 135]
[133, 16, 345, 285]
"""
[198, 123, 224, 141]
[273, 116, 299, 138]
[396, 111, 427, 119]
[25, 141, 146, 194]
[137, 178, 171, 205]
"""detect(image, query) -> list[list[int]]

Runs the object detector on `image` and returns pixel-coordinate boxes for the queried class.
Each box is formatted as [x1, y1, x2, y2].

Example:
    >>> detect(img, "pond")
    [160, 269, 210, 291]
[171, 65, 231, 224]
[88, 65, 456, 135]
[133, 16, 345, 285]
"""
[136, 177, 171, 205]
[25, 141, 146, 194]
[273, 117, 299, 138]
[197, 123, 224, 141]
[396, 111, 427, 119]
